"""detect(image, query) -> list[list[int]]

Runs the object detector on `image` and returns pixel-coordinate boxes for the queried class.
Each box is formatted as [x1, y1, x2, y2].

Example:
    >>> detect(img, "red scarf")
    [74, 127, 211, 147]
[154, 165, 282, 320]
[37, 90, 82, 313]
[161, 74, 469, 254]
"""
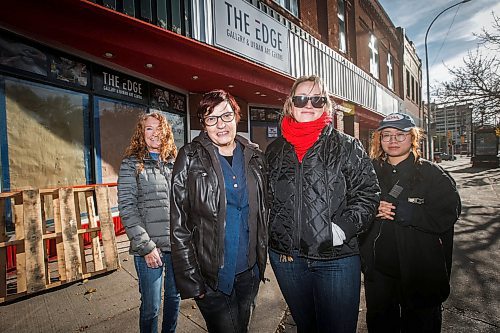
[281, 112, 332, 162]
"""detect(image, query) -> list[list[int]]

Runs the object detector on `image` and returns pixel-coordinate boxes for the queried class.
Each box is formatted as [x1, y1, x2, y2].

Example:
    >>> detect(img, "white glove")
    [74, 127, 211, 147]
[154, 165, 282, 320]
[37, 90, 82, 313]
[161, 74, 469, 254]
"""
[331, 223, 346, 246]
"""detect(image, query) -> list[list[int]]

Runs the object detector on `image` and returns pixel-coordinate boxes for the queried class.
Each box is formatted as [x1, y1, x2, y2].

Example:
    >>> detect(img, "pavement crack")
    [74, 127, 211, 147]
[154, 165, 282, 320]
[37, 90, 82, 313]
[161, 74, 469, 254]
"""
[443, 306, 499, 328]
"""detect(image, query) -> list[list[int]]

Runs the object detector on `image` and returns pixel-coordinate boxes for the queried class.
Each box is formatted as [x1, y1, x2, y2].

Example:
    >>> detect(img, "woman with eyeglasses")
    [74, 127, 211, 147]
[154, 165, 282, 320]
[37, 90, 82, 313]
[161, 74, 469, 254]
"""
[170, 89, 268, 333]
[359, 113, 461, 332]
[266, 75, 380, 333]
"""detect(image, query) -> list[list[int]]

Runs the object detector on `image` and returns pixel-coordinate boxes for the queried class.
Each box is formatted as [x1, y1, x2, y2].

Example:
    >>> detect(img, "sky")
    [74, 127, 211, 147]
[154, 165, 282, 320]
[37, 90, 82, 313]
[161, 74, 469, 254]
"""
[378, 0, 500, 101]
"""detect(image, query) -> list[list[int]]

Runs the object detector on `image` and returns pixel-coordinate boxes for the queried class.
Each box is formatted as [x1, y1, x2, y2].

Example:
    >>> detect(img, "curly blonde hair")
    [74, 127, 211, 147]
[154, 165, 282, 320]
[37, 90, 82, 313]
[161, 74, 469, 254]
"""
[124, 112, 177, 173]
[282, 75, 334, 121]
[370, 127, 423, 163]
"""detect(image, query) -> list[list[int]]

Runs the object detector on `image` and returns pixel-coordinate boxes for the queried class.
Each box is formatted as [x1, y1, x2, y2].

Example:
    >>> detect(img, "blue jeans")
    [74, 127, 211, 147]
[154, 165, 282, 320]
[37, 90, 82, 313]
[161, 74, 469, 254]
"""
[195, 267, 260, 333]
[269, 250, 361, 333]
[134, 251, 181, 333]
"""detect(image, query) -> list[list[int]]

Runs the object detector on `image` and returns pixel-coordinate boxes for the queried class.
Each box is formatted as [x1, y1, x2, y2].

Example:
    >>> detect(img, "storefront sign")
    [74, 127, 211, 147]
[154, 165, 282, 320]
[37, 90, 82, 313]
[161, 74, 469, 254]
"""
[336, 102, 355, 115]
[93, 68, 148, 104]
[214, 0, 290, 74]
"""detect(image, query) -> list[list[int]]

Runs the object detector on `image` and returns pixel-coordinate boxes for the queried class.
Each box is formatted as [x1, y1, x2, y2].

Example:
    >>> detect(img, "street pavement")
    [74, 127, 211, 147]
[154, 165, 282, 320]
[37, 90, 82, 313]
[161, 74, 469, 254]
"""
[0, 156, 498, 333]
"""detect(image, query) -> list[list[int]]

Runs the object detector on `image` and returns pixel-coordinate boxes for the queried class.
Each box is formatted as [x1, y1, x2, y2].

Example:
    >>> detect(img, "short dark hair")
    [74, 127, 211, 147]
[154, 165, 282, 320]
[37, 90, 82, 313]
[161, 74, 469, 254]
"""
[197, 89, 241, 127]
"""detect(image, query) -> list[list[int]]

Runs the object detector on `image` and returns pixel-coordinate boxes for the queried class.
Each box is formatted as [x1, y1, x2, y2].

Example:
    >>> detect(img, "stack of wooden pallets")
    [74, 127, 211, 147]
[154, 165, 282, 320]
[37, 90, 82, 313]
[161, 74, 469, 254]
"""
[0, 185, 120, 303]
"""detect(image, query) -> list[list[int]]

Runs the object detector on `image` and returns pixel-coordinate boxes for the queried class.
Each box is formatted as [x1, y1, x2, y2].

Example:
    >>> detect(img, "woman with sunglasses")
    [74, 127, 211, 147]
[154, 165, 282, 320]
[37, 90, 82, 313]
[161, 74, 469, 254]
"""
[266, 75, 380, 332]
[359, 113, 461, 332]
[170, 89, 268, 333]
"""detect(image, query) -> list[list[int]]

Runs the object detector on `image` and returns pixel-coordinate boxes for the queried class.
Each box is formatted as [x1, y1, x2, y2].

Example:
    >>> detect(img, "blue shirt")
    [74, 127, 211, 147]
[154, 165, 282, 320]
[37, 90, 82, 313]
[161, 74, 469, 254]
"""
[216, 142, 250, 295]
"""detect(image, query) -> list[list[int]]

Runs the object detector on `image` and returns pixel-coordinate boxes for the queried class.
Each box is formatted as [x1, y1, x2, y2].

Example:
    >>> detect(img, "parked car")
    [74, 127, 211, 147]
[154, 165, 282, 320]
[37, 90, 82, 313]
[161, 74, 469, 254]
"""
[434, 152, 456, 163]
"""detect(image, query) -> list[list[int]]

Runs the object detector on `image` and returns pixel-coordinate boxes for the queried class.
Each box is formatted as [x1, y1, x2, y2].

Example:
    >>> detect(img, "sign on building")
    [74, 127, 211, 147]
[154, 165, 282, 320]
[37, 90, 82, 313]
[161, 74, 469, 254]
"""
[214, 0, 290, 74]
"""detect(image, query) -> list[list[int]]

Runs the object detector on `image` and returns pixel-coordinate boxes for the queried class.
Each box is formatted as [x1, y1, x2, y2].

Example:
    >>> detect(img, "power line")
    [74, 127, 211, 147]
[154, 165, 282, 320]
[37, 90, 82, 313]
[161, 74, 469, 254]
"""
[431, 6, 461, 67]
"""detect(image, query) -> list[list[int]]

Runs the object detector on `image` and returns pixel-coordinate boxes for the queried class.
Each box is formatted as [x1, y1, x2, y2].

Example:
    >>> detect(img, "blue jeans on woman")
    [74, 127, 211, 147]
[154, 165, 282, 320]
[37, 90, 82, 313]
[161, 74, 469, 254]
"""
[269, 250, 361, 333]
[134, 251, 180, 333]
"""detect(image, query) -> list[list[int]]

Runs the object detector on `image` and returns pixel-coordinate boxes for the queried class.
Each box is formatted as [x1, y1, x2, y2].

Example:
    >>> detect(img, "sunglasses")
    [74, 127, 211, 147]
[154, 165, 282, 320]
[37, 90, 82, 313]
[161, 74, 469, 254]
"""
[291, 96, 327, 108]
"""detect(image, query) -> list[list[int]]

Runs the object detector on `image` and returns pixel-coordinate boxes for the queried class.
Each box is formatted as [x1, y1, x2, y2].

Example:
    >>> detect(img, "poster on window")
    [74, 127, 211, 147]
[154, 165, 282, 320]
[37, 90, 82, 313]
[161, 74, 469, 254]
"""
[151, 87, 170, 111]
[50, 56, 88, 86]
[170, 93, 186, 113]
[0, 35, 47, 75]
[267, 126, 278, 138]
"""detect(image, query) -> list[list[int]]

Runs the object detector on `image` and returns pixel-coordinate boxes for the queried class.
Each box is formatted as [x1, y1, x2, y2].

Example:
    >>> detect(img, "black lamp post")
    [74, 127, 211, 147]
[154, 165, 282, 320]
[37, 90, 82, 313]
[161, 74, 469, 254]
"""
[424, 0, 472, 161]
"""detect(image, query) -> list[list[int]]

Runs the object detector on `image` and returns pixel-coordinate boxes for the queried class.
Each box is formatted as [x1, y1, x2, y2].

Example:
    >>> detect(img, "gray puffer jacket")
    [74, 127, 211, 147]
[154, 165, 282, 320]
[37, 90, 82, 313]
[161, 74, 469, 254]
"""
[118, 156, 174, 256]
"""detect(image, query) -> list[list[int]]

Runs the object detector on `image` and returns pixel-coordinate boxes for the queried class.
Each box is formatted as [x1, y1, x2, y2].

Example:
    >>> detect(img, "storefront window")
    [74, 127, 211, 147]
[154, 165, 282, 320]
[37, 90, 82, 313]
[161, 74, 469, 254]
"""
[94, 97, 146, 209]
[249, 107, 281, 151]
[1, 76, 89, 190]
[94, 97, 146, 185]
[151, 109, 186, 149]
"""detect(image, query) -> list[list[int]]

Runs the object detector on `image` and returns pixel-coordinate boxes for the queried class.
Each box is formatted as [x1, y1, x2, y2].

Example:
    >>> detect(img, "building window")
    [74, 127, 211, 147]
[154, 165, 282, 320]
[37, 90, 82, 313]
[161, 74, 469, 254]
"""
[411, 75, 415, 102]
[368, 34, 379, 79]
[338, 0, 347, 53]
[406, 70, 411, 97]
[273, 0, 298, 17]
[1, 76, 90, 190]
[387, 53, 394, 90]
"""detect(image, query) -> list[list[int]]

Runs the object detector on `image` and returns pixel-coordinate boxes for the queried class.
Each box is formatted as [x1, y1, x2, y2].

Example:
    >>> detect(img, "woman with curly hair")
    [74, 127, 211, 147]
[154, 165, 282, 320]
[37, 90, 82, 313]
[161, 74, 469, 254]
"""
[118, 112, 179, 333]
[360, 113, 461, 332]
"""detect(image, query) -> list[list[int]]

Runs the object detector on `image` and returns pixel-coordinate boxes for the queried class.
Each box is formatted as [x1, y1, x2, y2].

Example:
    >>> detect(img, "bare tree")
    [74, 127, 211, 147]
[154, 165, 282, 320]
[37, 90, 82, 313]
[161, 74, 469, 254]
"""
[436, 12, 500, 125]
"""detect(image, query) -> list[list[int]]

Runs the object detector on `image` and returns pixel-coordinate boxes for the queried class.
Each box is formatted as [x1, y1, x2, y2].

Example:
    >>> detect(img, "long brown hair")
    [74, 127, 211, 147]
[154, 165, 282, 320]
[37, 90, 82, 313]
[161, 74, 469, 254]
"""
[370, 127, 423, 162]
[124, 112, 177, 172]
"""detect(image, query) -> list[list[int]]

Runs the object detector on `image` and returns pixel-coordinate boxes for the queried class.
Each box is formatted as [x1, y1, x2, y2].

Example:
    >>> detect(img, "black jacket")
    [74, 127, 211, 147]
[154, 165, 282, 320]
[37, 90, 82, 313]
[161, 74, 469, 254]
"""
[359, 154, 461, 308]
[266, 124, 380, 260]
[170, 132, 268, 299]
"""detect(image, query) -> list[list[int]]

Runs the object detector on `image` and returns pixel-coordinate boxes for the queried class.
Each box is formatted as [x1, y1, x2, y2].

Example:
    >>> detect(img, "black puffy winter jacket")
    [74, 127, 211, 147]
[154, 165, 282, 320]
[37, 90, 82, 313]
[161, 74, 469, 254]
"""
[170, 132, 268, 299]
[266, 124, 380, 260]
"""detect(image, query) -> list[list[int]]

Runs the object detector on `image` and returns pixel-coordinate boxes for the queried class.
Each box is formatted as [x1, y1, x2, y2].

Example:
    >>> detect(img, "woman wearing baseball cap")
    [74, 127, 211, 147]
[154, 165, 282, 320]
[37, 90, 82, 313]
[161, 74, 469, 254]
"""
[360, 113, 462, 332]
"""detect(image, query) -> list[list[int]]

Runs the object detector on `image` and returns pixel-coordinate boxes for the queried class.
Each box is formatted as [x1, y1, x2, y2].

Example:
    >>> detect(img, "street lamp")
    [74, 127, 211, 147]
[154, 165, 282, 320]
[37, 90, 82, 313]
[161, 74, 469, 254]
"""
[424, 0, 472, 161]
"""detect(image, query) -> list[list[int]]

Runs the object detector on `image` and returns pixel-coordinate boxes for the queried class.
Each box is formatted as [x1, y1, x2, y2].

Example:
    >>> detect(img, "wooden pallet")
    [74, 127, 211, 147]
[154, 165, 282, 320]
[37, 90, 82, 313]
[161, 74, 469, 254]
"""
[0, 185, 120, 303]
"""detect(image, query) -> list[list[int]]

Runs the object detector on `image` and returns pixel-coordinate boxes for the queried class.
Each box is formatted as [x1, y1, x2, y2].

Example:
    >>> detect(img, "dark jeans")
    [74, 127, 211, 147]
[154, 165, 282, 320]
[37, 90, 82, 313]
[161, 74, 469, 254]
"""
[195, 267, 260, 333]
[134, 251, 181, 333]
[269, 250, 361, 333]
[364, 269, 442, 333]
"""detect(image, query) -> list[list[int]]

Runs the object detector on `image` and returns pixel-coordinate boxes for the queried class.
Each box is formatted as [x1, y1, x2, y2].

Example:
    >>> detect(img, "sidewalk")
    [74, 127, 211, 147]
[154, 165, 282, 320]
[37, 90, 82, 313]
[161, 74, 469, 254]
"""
[1, 156, 498, 333]
[0, 235, 287, 333]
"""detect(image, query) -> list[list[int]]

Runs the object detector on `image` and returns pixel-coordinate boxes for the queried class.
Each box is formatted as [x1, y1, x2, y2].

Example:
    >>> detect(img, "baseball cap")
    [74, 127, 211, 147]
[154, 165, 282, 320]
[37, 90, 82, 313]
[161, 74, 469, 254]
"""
[377, 113, 416, 131]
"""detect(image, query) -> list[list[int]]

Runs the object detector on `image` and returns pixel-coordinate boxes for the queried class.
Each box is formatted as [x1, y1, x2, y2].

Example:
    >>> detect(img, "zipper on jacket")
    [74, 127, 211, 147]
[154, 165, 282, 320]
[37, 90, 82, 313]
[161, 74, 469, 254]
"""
[295, 161, 304, 250]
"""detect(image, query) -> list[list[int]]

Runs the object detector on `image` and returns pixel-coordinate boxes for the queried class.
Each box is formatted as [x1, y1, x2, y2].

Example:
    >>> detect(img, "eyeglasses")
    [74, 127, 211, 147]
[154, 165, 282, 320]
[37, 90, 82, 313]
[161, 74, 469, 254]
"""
[380, 133, 409, 142]
[291, 96, 327, 108]
[203, 112, 235, 126]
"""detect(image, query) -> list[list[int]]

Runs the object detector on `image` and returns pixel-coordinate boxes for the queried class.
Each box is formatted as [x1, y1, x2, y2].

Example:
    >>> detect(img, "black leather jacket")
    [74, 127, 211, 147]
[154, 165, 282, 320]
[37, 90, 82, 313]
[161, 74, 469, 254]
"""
[266, 124, 380, 260]
[170, 132, 268, 299]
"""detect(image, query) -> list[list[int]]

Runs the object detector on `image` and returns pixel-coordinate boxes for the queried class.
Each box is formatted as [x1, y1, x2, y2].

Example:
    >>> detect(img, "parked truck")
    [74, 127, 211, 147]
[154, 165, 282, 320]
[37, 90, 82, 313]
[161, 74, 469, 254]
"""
[471, 126, 499, 167]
